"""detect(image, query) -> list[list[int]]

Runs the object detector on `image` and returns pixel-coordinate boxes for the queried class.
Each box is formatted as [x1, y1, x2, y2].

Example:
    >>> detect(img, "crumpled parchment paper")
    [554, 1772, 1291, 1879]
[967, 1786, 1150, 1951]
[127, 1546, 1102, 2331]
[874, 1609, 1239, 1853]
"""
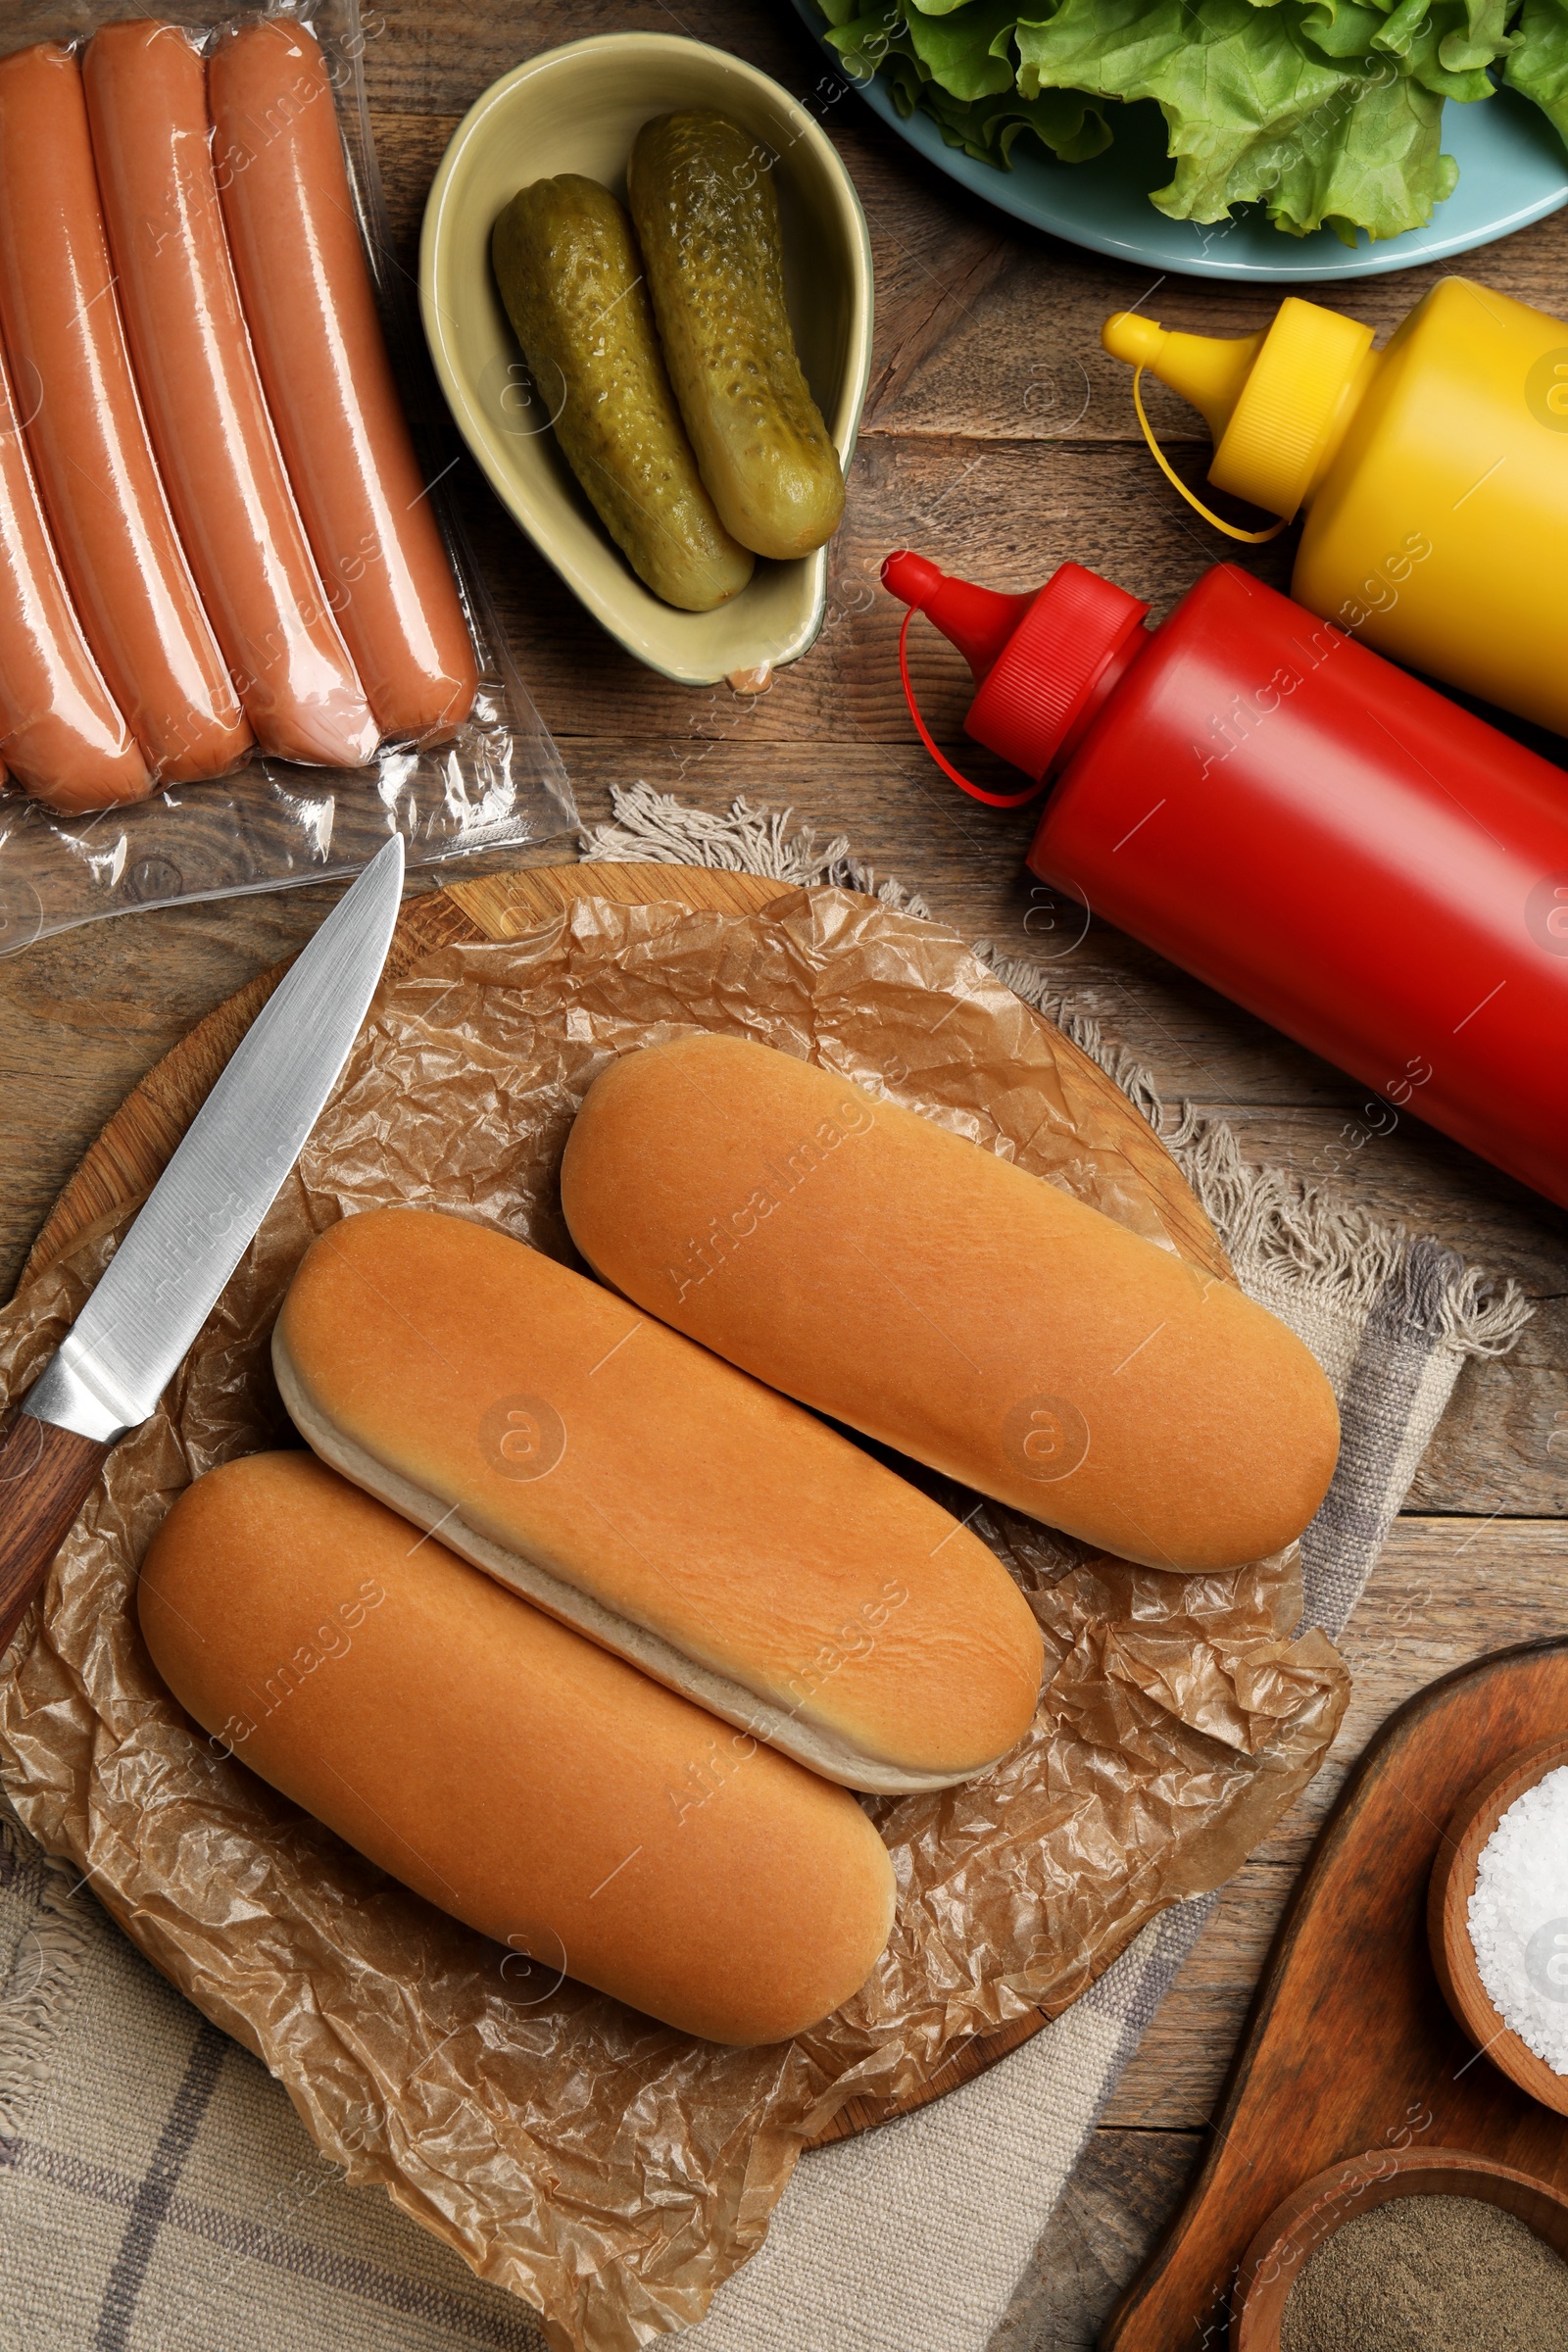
[0, 886, 1349, 2351]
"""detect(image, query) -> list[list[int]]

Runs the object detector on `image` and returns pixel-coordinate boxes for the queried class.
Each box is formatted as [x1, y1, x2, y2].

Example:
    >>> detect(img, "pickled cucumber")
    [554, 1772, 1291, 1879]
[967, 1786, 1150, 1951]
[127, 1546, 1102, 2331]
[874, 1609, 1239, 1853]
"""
[628, 113, 846, 564]
[491, 176, 753, 612]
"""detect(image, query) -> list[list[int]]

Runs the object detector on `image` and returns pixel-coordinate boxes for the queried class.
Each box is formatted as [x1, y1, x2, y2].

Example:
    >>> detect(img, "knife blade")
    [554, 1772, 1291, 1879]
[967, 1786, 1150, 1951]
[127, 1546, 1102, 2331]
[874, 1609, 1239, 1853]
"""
[0, 832, 405, 1658]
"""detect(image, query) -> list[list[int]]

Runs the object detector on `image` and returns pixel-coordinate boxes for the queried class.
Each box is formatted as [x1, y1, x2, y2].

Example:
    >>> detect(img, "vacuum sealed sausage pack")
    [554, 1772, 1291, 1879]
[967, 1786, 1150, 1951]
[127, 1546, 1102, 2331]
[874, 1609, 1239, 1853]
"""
[0, 0, 571, 955]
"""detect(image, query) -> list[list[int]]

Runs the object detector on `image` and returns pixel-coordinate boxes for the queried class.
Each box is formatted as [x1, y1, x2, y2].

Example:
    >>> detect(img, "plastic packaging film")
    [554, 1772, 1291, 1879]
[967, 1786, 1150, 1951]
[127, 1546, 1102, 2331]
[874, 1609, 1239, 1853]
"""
[0, 0, 571, 956]
[0, 890, 1349, 2352]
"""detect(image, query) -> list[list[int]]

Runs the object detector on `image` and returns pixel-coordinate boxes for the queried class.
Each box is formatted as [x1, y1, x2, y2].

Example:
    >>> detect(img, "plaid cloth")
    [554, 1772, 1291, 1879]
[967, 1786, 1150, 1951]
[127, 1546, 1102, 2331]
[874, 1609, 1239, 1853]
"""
[0, 1814, 546, 2352]
[1, 801, 1530, 2351]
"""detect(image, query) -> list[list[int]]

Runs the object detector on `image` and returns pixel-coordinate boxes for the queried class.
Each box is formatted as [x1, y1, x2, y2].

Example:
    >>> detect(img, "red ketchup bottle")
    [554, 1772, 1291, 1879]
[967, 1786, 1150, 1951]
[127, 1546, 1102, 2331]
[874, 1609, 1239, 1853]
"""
[882, 550, 1568, 1209]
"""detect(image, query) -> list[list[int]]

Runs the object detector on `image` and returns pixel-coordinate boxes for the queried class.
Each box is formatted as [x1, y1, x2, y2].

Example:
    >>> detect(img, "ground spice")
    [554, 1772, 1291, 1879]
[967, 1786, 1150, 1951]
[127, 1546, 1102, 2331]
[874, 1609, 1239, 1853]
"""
[1279, 2191, 1568, 2352]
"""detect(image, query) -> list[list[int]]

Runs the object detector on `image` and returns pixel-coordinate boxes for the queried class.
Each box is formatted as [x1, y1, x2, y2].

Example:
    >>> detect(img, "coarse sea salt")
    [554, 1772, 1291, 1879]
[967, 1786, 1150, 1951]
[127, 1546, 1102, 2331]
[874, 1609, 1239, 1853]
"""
[1467, 1762, 1568, 2076]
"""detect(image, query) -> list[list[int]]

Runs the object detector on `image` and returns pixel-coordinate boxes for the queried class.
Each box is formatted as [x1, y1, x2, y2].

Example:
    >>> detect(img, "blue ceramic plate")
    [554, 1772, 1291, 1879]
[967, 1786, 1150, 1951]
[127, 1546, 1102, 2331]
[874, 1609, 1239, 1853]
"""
[790, 1, 1568, 280]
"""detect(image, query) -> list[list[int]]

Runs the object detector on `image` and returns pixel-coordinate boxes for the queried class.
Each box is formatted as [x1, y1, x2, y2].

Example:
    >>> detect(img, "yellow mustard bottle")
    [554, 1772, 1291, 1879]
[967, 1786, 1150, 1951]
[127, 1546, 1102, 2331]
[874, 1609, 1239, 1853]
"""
[1102, 280, 1568, 738]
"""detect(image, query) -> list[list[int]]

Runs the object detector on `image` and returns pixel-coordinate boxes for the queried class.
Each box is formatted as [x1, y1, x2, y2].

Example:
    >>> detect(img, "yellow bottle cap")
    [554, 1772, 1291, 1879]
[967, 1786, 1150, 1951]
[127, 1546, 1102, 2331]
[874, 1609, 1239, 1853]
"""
[1102, 300, 1377, 524]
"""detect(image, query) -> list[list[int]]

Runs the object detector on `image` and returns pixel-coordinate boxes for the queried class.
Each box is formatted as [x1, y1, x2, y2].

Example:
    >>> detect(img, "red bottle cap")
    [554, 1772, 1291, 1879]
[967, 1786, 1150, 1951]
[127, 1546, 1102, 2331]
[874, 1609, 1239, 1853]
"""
[882, 550, 1151, 786]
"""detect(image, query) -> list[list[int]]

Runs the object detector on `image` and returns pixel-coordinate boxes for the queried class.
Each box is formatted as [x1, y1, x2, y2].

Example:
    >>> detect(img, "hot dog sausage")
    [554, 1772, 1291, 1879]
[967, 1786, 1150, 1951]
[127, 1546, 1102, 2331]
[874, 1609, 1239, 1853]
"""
[0, 44, 249, 784]
[84, 22, 377, 770]
[208, 20, 478, 743]
[0, 334, 149, 811]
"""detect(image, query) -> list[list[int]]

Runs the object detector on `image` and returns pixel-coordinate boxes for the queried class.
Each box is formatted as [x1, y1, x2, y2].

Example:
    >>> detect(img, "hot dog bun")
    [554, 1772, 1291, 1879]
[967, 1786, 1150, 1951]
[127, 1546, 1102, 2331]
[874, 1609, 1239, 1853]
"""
[139, 1452, 896, 2045]
[271, 1208, 1044, 1794]
[559, 1035, 1341, 1574]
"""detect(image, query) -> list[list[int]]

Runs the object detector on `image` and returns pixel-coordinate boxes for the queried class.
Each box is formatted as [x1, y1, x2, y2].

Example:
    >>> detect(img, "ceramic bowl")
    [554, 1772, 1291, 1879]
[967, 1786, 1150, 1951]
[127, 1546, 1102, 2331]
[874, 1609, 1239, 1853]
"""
[1428, 1730, 1568, 2118]
[419, 32, 873, 688]
[788, 0, 1568, 283]
[1231, 2144, 1568, 2348]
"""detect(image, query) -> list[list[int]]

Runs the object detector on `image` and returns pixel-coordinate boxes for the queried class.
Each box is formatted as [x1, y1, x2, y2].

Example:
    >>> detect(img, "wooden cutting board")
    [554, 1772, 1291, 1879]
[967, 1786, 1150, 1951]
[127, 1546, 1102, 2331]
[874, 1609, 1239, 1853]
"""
[18, 858, 1226, 2148]
[1103, 1636, 1568, 2349]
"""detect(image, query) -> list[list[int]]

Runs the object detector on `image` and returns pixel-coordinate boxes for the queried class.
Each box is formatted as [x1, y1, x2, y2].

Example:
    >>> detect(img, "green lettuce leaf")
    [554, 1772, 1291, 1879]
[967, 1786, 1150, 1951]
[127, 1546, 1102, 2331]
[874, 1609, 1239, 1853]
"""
[905, 0, 1020, 101]
[1505, 0, 1568, 137]
[1386, 0, 1508, 92]
[811, 0, 1563, 236]
[1260, 49, 1461, 233]
[822, 0, 1112, 157]
[922, 79, 1116, 161]
[1014, 0, 1455, 235]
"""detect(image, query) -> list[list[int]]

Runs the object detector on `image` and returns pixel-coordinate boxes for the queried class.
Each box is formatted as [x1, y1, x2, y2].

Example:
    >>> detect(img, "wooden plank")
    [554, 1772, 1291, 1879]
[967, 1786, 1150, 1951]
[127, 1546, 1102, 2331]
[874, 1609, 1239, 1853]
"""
[359, 0, 821, 123]
[446, 418, 1568, 828]
[10, 858, 1233, 2146]
[354, 0, 1568, 373]
[452, 431, 1302, 748]
[14, 867, 794, 1283]
[0, 850, 1558, 1510]
[992, 2127, 1205, 2352]
[360, 0, 1559, 2286]
[1159, 1114, 1568, 1520]
[0, 0, 1555, 2324]
[369, 97, 1568, 453]
[0, 769, 1559, 1511]
[367, 66, 1568, 796]
[14, 910, 1551, 2218]
[1103, 1639, 1568, 2351]
[1105, 1515, 1568, 2132]
[4, 853, 1222, 1296]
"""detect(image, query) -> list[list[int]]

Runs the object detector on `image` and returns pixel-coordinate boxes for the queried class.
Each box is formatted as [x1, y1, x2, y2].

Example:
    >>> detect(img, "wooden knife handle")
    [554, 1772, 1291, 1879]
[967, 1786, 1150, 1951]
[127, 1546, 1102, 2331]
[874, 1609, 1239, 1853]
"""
[0, 1412, 110, 1661]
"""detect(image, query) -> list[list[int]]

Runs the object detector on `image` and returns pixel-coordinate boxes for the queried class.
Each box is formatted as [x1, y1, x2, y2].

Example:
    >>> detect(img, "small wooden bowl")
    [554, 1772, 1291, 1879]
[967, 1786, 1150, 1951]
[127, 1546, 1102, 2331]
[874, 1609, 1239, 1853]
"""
[1231, 2144, 1568, 2349]
[1428, 1731, 1568, 2117]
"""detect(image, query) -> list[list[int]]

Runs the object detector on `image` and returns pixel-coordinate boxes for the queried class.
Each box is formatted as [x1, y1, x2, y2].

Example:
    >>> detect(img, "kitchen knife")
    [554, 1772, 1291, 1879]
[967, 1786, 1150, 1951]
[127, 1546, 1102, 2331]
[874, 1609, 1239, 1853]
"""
[0, 832, 406, 1659]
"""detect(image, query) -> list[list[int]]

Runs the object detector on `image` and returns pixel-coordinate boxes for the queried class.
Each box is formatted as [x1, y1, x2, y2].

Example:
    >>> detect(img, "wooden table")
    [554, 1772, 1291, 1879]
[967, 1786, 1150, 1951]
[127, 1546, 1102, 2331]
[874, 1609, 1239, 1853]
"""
[3, 5, 1566, 2340]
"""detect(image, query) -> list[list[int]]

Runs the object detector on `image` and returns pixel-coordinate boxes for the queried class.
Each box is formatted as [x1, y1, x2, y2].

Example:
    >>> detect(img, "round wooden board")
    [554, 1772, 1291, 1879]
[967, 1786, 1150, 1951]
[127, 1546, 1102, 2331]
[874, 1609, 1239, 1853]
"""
[19, 859, 1227, 2147]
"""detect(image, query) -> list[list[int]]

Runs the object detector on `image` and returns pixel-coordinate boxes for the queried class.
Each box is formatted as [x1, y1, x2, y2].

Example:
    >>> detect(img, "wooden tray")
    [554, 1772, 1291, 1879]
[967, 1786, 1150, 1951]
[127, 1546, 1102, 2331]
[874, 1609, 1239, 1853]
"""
[17, 858, 1225, 2149]
[1103, 1637, 1568, 2350]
